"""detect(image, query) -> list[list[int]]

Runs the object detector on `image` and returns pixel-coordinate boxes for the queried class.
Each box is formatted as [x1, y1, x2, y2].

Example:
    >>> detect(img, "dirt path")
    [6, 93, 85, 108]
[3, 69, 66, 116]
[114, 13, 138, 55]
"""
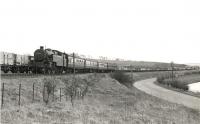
[133, 78, 200, 111]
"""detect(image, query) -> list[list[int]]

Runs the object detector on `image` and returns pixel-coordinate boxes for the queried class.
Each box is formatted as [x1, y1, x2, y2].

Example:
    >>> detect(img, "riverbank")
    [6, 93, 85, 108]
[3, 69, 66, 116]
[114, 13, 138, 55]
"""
[157, 73, 200, 98]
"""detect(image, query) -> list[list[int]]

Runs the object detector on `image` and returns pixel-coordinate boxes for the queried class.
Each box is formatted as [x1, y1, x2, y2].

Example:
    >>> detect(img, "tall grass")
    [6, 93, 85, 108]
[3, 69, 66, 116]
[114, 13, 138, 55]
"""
[41, 75, 95, 106]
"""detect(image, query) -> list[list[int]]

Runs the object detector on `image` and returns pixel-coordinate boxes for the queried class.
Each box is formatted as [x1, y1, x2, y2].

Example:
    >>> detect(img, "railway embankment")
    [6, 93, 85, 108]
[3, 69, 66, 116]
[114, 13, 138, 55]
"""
[1, 72, 200, 124]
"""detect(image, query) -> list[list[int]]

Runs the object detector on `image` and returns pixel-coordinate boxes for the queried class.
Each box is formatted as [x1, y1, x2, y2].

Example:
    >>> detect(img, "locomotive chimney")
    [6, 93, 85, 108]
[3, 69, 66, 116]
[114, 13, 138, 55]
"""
[40, 46, 44, 50]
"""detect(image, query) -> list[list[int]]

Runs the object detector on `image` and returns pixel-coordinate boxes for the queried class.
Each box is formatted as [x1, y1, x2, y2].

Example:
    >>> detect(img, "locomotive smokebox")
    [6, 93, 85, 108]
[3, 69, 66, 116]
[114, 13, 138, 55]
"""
[40, 46, 44, 50]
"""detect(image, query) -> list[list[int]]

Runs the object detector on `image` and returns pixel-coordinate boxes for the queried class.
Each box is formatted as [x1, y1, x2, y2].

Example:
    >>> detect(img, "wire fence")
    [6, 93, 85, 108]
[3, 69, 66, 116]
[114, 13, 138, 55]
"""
[1, 82, 65, 108]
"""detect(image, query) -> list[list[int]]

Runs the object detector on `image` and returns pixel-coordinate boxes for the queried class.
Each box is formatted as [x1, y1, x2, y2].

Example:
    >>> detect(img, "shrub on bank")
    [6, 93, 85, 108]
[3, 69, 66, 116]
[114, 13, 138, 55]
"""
[157, 76, 165, 84]
[182, 70, 200, 76]
[157, 76, 188, 91]
[171, 79, 188, 91]
[110, 71, 134, 87]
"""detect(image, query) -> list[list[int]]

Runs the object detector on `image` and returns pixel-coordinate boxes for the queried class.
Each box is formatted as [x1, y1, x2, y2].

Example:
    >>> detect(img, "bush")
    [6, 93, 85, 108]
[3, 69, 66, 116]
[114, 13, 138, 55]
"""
[157, 73, 171, 84]
[43, 77, 56, 104]
[157, 76, 188, 91]
[171, 79, 188, 91]
[157, 76, 165, 83]
[61, 76, 93, 106]
[183, 70, 200, 75]
[110, 71, 134, 87]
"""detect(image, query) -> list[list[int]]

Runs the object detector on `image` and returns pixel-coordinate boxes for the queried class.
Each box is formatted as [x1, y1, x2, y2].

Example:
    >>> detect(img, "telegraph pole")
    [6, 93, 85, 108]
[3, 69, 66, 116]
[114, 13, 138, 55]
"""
[171, 61, 174, 81]
[73, 53, 75, 76]
[72, 53, 76, 87]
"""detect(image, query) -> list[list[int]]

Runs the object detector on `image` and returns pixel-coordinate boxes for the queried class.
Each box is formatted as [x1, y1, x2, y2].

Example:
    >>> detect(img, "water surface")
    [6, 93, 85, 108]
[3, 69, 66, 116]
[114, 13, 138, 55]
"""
[188, 82, 200, 93]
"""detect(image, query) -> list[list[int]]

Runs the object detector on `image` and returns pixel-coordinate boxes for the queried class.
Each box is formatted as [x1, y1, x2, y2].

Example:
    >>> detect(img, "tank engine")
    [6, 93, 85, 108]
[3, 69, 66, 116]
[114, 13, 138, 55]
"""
[33, 46, 67, 74]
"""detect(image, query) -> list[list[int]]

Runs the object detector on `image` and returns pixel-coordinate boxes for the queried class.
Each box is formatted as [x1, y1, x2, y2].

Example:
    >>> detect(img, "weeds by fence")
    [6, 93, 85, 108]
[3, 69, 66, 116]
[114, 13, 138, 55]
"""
[1, 83, 4, 107]
[1, 83, 69, 108]
[18, 83, 21, 106]
[32, 83, 34, 102]
[1, 75, 94, 108]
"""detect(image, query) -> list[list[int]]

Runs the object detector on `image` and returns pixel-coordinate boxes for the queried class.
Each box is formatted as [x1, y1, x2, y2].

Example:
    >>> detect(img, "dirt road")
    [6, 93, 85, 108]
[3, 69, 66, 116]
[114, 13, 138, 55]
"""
[133, 78, 200, 111]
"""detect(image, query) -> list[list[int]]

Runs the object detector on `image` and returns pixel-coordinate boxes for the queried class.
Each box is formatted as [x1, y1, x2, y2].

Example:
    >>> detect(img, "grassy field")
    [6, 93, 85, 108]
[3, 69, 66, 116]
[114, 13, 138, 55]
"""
[1, 72, 200, 124]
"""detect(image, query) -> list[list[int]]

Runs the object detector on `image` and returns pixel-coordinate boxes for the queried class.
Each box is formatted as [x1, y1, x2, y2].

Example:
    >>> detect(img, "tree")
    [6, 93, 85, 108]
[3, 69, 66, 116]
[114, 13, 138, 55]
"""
[43, 77, 56, 104]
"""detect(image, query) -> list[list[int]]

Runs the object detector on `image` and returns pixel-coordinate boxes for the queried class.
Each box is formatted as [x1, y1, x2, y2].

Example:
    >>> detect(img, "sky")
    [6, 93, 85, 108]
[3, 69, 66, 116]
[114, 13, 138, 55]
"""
[0, 0, 200, 64]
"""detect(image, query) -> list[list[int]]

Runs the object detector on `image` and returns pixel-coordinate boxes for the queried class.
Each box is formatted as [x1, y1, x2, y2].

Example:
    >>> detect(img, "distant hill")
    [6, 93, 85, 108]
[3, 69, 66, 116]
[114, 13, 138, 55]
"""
[98, 59, 187, 69]
[186, 63, 200, 67]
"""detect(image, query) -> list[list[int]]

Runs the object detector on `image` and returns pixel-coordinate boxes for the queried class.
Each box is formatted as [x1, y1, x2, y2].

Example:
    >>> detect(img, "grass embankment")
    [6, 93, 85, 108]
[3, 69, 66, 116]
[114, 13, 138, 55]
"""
[157, 71, 200, 97]
[1, 72, 200, 124]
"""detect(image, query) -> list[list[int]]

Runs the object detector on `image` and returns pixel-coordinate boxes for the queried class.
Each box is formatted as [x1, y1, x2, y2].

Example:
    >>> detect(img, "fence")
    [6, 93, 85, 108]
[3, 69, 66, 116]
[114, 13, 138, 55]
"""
[1, 82, 65, 108]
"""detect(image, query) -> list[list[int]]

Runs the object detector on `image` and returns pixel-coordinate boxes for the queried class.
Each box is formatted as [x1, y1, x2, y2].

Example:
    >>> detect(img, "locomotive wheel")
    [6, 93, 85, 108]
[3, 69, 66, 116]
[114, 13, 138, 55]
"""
[3, 70, 8, 73]
[19, 69, 24, 73]
[11, 68, 17, 73]
[55, 69, 59, 74]
[41, 68, 46, 74]
[51, 63, 57, 74]
[52, 69, 56, 74]
[47, 69, 51, 74]
[59, 68, 64, 74]
[32, 69, 36, 74]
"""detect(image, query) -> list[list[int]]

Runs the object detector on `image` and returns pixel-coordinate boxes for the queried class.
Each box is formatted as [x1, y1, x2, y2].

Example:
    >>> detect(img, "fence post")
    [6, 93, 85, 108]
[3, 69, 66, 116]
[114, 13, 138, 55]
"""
[19, 84, 21, 106]
[43, 85, 45, 102]
[72, 53, 75, 105]
[73, 52, 75, 75]
[60, 88, 61, 102]
[53, 86, 54, 102]
[1, 83, 4, 108]
[32, 83, 34, 102]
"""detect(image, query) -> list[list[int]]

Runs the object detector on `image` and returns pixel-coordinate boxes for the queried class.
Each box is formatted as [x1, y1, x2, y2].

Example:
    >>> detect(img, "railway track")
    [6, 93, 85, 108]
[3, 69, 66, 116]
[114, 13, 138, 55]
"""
[1, 73, 82, 79]
[1, 70, 195, 79]
[1, 73, 52, 79]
